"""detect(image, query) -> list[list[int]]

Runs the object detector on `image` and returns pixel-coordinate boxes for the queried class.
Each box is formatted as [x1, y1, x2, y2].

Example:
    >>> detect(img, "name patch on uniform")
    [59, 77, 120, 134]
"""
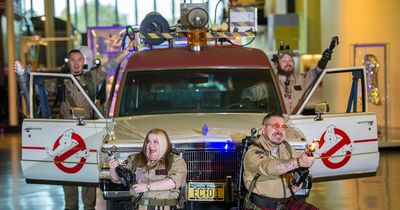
[156, 169, 167, 175]
[294, 85, 302, 91]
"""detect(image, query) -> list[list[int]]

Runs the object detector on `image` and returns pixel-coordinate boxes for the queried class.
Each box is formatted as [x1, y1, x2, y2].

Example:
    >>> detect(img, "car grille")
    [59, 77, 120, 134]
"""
[182, 150, 240, 182]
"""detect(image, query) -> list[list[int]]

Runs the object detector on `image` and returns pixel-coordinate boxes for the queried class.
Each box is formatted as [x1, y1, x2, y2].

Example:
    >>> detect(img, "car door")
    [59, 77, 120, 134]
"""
[289, 67, 379, 179]
[21, 72, 109, 186]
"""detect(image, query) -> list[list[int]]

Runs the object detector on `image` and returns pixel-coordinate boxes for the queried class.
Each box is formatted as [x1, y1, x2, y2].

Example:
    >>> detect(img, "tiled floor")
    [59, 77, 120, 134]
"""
[1, 132, 399, 210]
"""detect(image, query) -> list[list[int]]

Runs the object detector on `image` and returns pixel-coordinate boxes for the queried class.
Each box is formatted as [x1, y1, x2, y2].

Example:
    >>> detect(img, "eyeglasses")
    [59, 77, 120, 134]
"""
[264, 123, 288, 130]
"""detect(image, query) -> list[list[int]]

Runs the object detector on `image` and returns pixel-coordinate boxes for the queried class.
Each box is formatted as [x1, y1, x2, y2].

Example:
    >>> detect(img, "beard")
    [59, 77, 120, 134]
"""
[271, 132, 284, 144]
[73, 72, 83, 76]
[277, 64, 294, 77]
[70, 68, 83, 76]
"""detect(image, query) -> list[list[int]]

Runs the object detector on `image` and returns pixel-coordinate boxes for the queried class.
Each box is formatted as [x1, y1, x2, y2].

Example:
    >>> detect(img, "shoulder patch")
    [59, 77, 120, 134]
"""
[255, 150, 267, 158]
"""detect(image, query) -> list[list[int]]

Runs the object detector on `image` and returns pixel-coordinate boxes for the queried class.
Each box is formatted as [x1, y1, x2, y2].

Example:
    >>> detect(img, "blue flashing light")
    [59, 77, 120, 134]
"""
[205, 140, 234, 151]
[224, 143, 229, 150]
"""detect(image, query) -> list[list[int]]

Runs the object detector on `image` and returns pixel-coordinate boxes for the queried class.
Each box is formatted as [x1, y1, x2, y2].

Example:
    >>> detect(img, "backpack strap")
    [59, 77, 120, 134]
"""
[243, 142, 264, 209]
[282, 140, 293, 158]
[244, 173, 260, 203]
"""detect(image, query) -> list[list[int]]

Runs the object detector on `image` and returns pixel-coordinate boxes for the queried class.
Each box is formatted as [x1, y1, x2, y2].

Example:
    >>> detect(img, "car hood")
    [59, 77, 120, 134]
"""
[112, 113, 265, 144]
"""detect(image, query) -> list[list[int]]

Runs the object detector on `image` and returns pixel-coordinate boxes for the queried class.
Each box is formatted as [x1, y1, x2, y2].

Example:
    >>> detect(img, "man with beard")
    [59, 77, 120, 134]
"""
[243, 113, 317, 210]
[272, 42, 332, 114]
[241, 42, 332, 114]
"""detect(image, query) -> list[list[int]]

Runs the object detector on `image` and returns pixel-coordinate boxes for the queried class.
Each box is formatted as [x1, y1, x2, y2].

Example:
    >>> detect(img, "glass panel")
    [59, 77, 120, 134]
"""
[157, 0, 173, 24]
[352, 44, 394, 145]
[32, 75, 104, 119]
[303, 70, 365, 114]
[24, 0, 33, 17]
[117, 0, 135, 25]
[54, 0, 67, 20]
[33, 76, 65, 119]
[31, 0, 44, 16]
[172, 0, 179, 24]
[98, 0, 116, 26]
[137, 0, 154, 23]
[119, 69, 281, 116]
[209, 0, 225, 25]
[85, 0, 95, 29]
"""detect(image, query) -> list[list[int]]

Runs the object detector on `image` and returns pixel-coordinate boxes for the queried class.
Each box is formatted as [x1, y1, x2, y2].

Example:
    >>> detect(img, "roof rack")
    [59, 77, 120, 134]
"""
[138, 31, 256, 41]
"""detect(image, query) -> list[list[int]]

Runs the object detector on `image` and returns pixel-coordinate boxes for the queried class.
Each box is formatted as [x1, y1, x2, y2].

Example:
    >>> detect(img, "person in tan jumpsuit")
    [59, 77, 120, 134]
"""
[243, 113, 317, 210]
[61, 42, 135, 210]
[109, 128, 187, 210]
[272, 43, 332, 114]
[241, 43, 332, 114]
[14, 41, 135, 209]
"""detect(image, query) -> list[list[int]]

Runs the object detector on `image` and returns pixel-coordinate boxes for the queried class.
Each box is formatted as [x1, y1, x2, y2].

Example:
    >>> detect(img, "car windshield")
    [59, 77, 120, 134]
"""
[118, 68, 281, 116]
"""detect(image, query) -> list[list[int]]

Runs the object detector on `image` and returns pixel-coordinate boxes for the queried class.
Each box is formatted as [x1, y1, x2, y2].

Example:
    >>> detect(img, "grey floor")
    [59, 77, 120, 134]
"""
[1, 132, 399, 210]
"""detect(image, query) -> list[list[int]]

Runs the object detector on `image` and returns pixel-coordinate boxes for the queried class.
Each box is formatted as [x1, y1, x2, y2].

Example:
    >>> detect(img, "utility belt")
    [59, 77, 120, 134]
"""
[134, 197, 178, 207]
[250, 193, 291, 209]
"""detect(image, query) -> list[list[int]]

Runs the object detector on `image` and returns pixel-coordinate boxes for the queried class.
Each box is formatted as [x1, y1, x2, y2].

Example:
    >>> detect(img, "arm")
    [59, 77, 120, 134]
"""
[245, 146, 314, 177]
[89, 40, 136, 85]
[14, 61, 31, 108]
[313, 48, 332, 74]
[307, 47, 334, 80]
[100, 40, 136, 74]
[314, 37, 338, 74]
[275, 152, 314, 174]
[275, 158, 300, 175]
[109, 159, 122, 183]
[133, 155, 187, 193]
[133, 178, 176, 193]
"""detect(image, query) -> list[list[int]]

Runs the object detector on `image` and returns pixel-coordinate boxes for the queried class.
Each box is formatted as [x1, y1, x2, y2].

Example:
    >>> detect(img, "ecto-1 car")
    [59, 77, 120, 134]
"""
[20, 6, 379, 206]
[20, 43, 379, 209]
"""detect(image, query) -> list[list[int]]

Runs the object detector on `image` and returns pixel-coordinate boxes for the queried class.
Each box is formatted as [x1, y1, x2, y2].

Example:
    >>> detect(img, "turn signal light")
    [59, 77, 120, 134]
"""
[187, 29, 207, 51]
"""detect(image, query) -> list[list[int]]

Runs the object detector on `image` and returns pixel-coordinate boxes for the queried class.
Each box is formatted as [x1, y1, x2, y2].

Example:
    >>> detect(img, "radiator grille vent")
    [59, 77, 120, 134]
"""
[182, 150, 240, 182]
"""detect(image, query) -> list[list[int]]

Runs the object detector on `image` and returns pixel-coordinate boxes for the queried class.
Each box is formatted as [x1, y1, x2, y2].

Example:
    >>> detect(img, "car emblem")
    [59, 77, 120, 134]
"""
[202, 123, 209, 136]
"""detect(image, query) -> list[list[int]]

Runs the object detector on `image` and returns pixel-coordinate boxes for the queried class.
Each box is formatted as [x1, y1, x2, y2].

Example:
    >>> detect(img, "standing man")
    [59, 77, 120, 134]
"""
[14, 38, 135, 210]
[60, 42, 135, 210]
[243, 113, 317, 209]
[272, 41, 334, 114]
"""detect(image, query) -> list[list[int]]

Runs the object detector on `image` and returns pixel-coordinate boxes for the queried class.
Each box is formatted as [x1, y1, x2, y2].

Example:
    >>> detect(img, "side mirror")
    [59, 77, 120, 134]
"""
[70, 107, 86, 125]
[314, 102, 329, 121]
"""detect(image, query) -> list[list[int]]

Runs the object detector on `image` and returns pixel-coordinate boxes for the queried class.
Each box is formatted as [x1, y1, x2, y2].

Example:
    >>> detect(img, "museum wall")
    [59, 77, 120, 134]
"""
[321, 0, 400, 131]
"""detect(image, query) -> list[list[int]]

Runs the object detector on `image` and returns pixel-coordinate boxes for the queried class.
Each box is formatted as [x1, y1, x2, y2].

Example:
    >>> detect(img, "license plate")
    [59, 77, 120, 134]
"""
[188, 182, 225, 201]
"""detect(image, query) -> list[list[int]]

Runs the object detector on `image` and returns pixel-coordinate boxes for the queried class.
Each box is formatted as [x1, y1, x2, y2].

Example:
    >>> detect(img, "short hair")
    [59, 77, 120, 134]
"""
[67, 49, 82, 58]
[262, 112, 284, 125]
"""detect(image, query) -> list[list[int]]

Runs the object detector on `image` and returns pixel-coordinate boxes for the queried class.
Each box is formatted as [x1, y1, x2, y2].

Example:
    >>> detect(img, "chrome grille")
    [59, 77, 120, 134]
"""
[182, 150, 240, 182]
